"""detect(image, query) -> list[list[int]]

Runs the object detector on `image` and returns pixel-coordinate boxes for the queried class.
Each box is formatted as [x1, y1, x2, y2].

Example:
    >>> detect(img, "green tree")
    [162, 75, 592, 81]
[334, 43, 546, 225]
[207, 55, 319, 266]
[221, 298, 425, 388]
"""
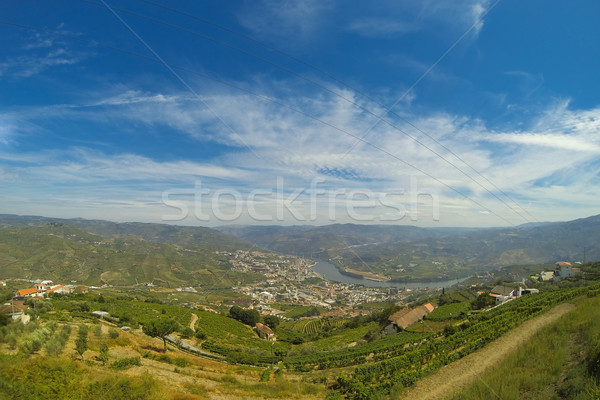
[180, 327, 194, 339]
[142, 318, 178, 352]
[108, 327, 119, 339]
[229, 306, 260, 326]
[0, 313, 10, 326]
[75, 336, 87, 360]
[471, 292, 495, 310]
[263, 315, 280, 331]
[99, 342, 109, 365]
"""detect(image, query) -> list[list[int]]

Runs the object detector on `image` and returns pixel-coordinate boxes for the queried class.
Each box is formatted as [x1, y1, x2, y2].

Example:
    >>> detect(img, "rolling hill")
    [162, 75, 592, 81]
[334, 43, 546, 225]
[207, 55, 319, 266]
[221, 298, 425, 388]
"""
[0, 221, 258, 287]
[2, 213, 600, 284]
[219, 215, 600, 280]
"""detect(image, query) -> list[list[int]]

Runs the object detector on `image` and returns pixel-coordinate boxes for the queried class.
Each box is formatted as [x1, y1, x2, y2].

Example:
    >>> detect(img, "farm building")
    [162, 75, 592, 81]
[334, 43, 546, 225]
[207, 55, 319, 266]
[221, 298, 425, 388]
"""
[554, 261, 575, 282]
[388, 303, 435, 330]
[255, 322, 276, 341]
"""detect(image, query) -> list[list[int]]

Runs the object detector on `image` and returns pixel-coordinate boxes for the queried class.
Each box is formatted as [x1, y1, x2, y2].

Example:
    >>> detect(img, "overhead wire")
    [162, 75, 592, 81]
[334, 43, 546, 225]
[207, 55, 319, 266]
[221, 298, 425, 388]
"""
[84, 0, 534, 224]
[0, 16, 516, 226]
[134, 0, 535, 224]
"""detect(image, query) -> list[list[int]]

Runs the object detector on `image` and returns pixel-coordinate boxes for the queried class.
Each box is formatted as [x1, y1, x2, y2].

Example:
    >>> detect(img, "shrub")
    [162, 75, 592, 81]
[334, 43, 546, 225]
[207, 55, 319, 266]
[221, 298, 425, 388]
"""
[75, 336, 87, 360]
[78, 324, 89, 338]
[588, 341, 600, 379]
[180, 327, 194, 339]
[110, 357, 141, 370]
[194, 330, 207, 340]
[98, 343, 109, 365]
[44, 338, 64, 356]
[108, 328, 119, 339]
[260, 368, 271, 382]
[227, 350, 259, 365]
[172, 357, 190, 368]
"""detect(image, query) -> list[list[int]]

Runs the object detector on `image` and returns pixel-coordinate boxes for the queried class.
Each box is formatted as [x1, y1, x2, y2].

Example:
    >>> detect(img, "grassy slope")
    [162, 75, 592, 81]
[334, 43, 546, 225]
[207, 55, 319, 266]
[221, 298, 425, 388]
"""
[452, 295, 600, 400]
[0, 318, 325, 400]
[0, 225, 259, 287]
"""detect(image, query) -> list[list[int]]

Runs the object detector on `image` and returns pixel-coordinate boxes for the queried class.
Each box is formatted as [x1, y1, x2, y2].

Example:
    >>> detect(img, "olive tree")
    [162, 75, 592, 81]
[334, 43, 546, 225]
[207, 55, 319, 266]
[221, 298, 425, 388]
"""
[142, 317, 178, 352]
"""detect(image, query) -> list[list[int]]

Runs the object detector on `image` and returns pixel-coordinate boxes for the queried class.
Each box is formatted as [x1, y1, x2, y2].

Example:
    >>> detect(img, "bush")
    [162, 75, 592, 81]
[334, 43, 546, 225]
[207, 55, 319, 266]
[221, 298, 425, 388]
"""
[110, 357, 141, 370]
[260, 368, 271, 382]
[19, 338, 40, 354]
[69, 301, 90, 313]
[44, 338, 64, 356]
[194, 330, 207, 340]
[99, 343, 109, 365]
[78, 324, 89, 338]
[226, 350, 259, 365]
[588, 341, 600, 378]
[443, 325, 456, 336]
[0, 314, 11, 326]
[180, 327, 194, 339]
[75, 336, 87, 359]
[108, 328, 119, 339]
[172, 357, 190, 368]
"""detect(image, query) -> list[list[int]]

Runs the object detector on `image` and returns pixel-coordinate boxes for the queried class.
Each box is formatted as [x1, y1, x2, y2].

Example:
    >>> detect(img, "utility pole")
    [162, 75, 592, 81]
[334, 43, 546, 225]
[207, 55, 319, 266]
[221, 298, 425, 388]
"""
[584, 247, 588, 286]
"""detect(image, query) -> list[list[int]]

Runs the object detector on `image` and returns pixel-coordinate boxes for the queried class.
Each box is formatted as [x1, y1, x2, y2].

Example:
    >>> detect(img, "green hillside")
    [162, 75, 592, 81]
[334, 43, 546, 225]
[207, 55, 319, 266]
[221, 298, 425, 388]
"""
[220, 215, 600, 281]
[0, 224, 259, 287]
[0, 214, 252, 249]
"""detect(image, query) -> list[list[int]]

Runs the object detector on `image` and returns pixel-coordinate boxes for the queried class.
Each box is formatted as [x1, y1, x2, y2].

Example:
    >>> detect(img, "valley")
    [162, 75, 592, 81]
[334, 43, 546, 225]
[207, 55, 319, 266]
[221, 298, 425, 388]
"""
[1, 214, 600, 399]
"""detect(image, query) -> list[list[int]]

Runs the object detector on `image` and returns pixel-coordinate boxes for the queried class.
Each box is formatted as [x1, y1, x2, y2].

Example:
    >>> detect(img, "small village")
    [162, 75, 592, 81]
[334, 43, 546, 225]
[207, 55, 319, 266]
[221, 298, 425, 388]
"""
[220, 249, 410, 317]
[0, 260, 580, 340]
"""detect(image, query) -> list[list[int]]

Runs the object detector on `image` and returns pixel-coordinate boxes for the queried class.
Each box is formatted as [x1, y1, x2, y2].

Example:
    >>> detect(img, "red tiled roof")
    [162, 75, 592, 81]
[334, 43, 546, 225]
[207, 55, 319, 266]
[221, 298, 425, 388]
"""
[556, 261, 572, 267]
[47, 285, 70, 293]
[16, 288, 38, 296]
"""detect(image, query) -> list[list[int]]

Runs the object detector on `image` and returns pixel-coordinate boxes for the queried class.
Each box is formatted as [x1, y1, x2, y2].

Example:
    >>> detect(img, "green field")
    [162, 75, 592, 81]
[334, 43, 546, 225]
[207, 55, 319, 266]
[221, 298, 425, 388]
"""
[426, 301, 471, 321]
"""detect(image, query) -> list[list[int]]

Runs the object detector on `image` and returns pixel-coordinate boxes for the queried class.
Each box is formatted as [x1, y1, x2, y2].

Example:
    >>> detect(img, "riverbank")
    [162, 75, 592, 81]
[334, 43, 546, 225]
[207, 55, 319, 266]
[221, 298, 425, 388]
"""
[311, 260, 470, 289]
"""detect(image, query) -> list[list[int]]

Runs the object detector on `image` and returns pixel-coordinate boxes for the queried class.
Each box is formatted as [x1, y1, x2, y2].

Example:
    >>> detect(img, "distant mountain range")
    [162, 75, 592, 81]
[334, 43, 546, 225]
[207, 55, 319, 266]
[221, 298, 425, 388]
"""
[218, 215, 600, 281]
[1, 213, 599, 284]
[0, 214, 250, 249]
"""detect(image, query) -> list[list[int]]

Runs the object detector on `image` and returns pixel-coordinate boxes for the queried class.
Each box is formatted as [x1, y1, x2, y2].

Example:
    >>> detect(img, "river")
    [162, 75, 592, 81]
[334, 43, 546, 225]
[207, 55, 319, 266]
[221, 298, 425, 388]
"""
[311, 260, 470, 289]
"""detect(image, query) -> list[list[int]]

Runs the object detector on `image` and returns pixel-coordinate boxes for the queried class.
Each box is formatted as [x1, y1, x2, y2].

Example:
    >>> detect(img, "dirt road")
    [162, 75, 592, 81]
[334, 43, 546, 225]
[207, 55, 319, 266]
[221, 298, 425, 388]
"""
[396, 302, 575, 400]
[189, 312, 198, 331]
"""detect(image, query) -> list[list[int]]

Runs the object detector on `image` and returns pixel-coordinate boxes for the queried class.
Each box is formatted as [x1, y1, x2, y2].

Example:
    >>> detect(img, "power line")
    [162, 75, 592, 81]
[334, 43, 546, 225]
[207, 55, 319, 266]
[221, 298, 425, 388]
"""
[0, 18, 516, 225]
[80, 0, 532, 224]
[108, 0, 534, 224]
[98, 0, 263, 161]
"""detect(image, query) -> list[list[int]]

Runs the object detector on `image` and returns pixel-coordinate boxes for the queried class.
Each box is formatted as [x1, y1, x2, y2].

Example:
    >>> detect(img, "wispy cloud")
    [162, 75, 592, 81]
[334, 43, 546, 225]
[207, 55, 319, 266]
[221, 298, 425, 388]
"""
[2, 78, 600, 226]
[237, 0, 334, 44]
[0, 29, 85, 79]
[347, 0, 493, 38]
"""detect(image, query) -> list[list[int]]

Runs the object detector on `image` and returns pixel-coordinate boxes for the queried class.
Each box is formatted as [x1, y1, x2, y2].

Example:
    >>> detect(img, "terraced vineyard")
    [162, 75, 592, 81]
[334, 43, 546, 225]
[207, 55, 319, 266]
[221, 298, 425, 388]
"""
[333, 285, 600, 399]
[426, 301, 471, 321]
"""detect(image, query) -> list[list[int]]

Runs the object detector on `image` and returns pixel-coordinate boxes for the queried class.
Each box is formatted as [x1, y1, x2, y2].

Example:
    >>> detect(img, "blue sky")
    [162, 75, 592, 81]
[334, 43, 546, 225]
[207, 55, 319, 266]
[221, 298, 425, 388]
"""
[1, 0, 599, 227]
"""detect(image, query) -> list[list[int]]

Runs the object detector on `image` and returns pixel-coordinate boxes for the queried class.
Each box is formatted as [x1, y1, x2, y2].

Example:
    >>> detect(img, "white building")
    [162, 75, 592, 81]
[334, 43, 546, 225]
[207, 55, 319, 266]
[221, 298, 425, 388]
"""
[554, 261, 575, 282]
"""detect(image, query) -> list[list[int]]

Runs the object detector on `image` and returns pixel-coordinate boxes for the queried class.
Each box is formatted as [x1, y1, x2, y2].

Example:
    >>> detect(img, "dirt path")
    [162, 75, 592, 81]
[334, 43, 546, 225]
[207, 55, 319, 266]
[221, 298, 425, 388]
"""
[189, 312, 198, 331]
[396, 302, 576, 400]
